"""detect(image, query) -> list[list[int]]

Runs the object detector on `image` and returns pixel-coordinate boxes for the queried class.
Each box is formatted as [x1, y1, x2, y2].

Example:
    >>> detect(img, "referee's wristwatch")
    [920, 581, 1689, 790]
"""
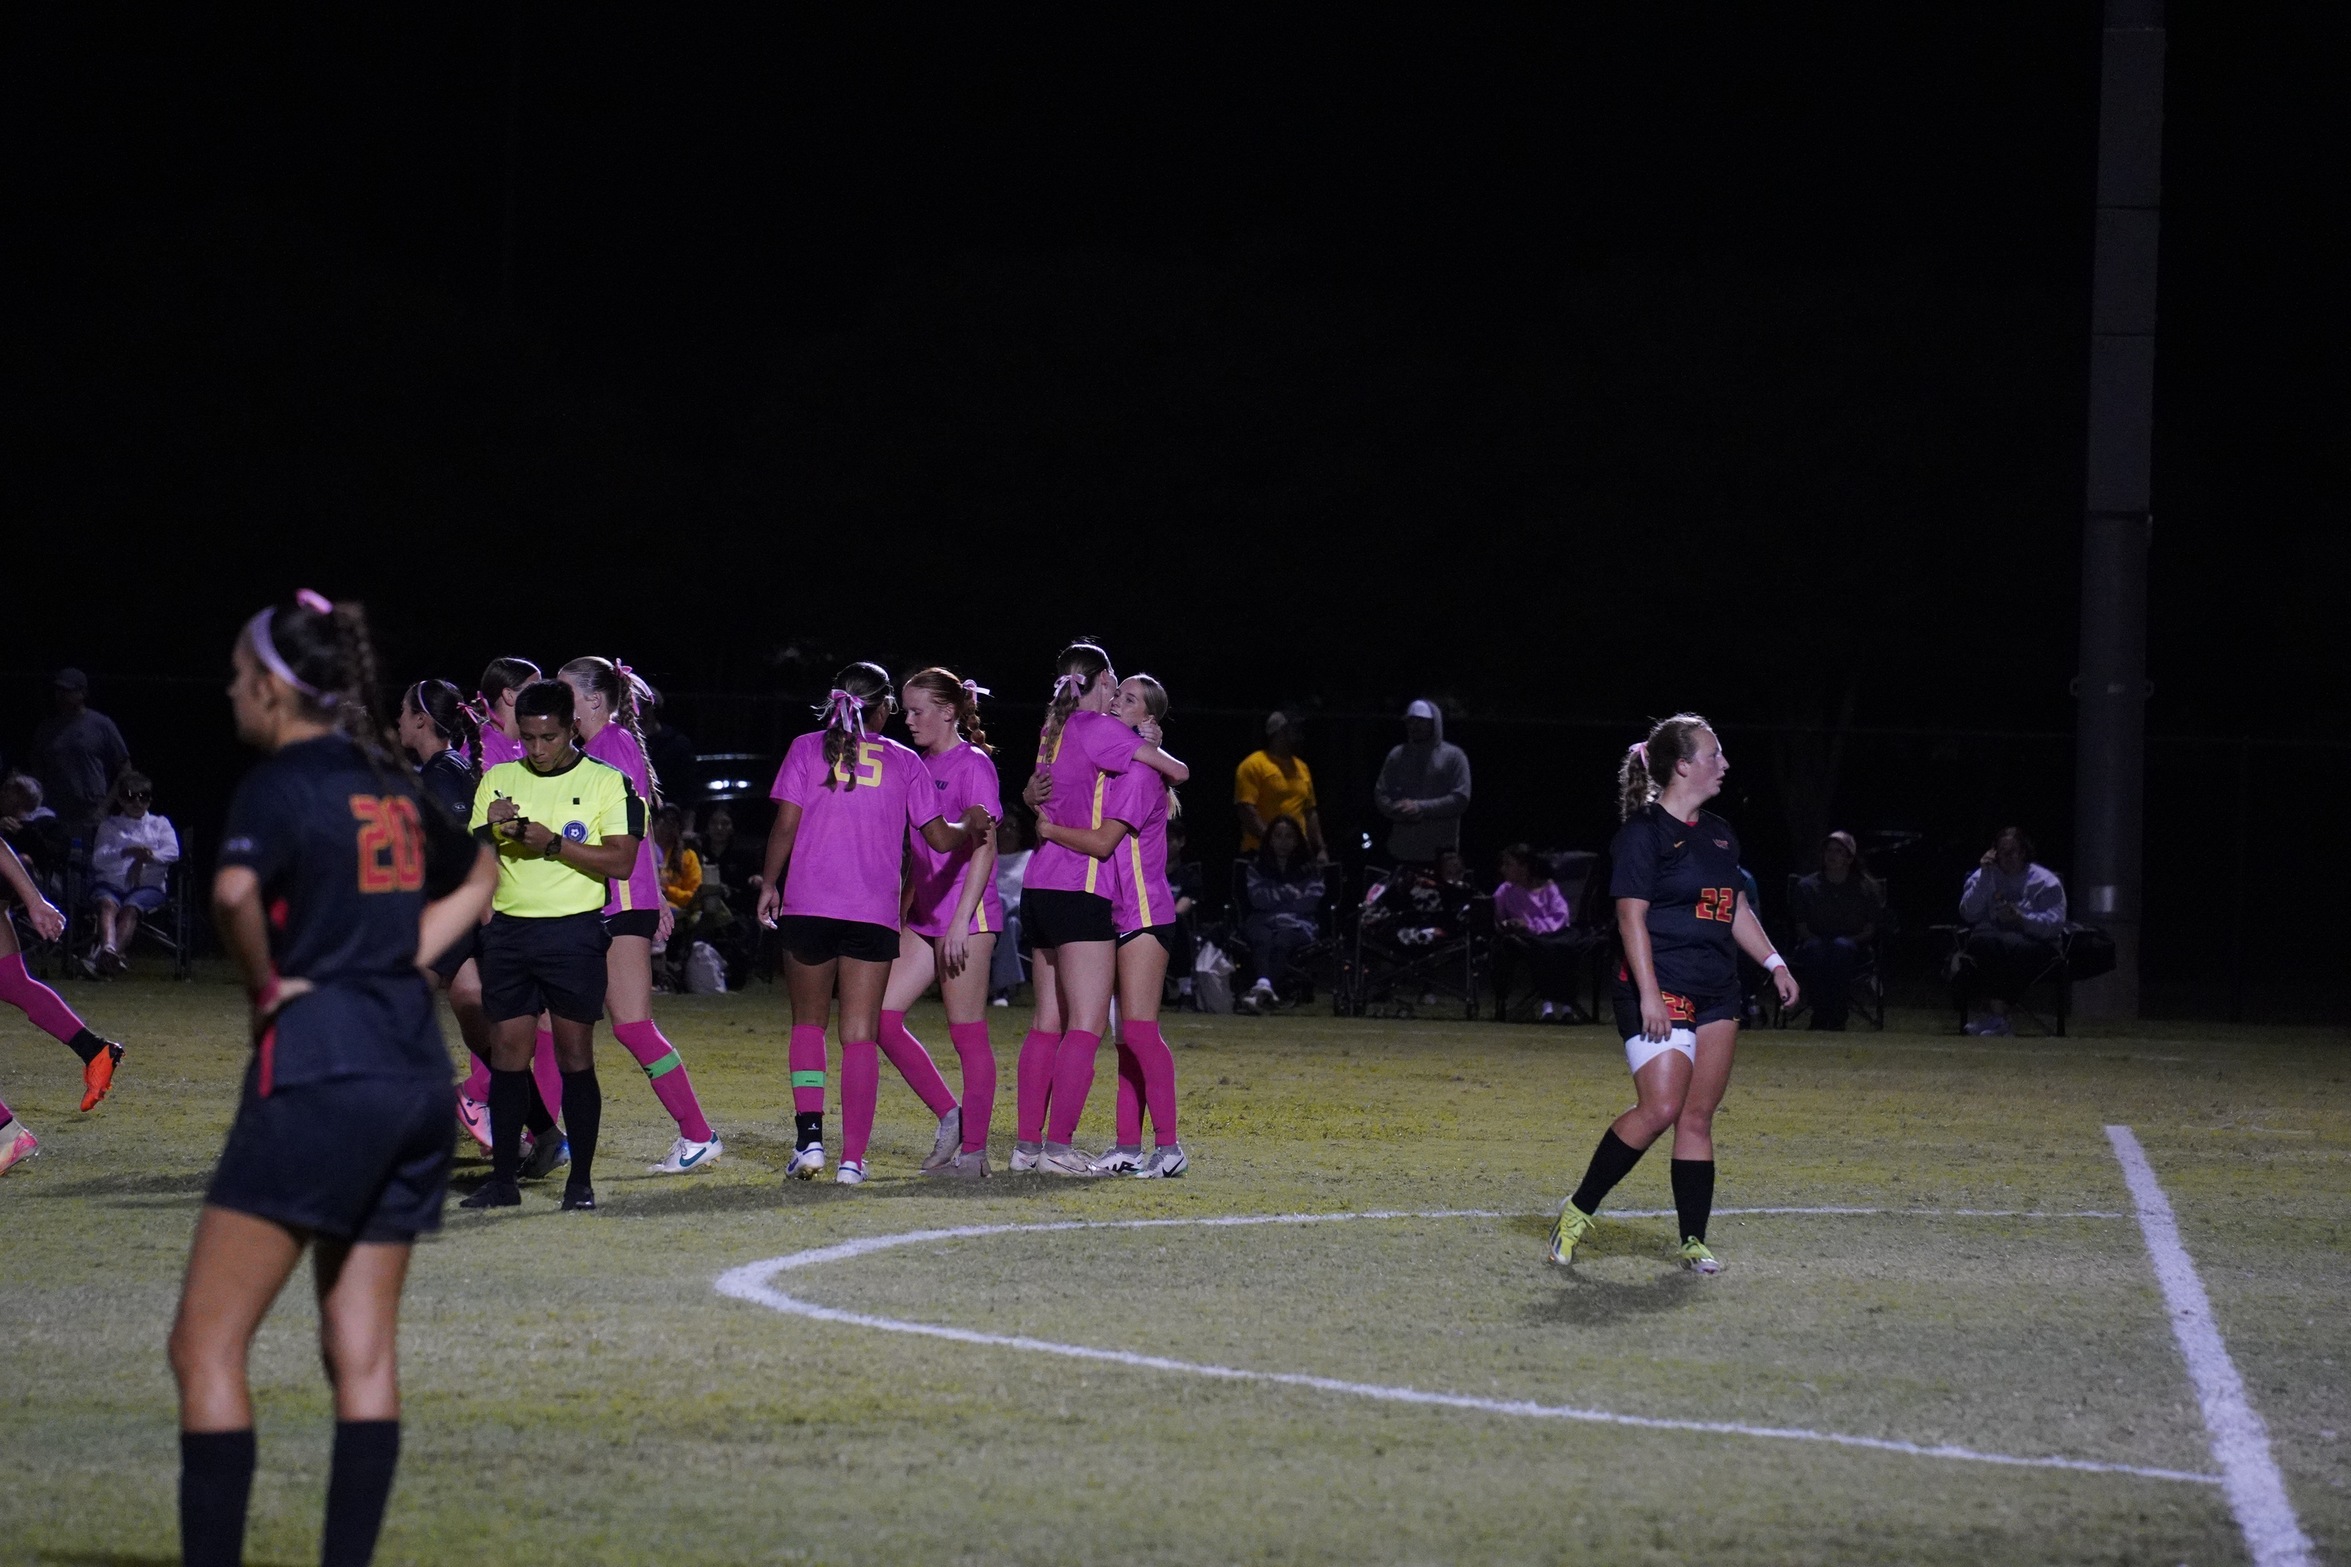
[541, 833, 565, 860]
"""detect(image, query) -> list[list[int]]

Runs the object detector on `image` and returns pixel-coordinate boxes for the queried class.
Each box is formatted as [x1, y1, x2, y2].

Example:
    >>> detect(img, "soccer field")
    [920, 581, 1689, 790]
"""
[3, 978, 2345, 1566]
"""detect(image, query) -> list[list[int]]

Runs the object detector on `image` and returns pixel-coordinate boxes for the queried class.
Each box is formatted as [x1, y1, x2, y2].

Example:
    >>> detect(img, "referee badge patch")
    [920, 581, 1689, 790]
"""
[564, 821, 589, 842]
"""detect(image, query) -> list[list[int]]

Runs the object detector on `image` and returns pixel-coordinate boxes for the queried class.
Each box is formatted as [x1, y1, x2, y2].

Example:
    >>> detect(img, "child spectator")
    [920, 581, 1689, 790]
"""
[1241, 814, 1324, 1010]
[1490, 843, 1575, 1022]
[88, 770, 179, 975]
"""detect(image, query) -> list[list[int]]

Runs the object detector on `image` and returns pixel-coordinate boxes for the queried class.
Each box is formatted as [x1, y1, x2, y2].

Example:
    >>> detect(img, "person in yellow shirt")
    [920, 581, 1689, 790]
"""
[461, 680, 642, 1212]
[1234, 711, 1327, 859]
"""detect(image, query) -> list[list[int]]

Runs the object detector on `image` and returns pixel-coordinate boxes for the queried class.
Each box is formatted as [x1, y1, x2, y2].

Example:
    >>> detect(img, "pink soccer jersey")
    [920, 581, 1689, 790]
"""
[906, 741, 1006, 939]
[585, 723, 662, 917]
[478, 725, 524, 768]
[1100, 762, 1175, 934]
[771, 727, 944, 931]
[1021, 708, 1145, 897]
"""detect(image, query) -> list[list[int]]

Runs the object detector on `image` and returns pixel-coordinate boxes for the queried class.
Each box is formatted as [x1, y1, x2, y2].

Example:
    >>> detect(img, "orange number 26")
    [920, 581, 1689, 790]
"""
[351, 795, 426, 894]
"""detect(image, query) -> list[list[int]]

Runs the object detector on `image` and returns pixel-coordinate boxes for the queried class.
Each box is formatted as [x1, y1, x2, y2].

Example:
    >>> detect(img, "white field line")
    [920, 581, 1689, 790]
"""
[715, 1207, 2209, 1487]
[2106, 1127, 2316, 1566]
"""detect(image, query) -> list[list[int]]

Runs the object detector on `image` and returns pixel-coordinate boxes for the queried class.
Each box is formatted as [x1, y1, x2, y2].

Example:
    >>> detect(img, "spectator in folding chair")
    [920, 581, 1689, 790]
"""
[1489, 844, 1574, 1022]
[1954, 826, 2067, 1036]
[87, 771, 179, 976]
[1239, 815, 1323, 1012]
[1788, 830, 1882, 1030]
[1, 773, 68, 893]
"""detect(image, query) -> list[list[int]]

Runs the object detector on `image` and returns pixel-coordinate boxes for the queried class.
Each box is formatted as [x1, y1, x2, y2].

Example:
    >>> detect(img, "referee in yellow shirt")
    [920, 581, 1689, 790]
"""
[1234, 711, 1327, 859]
[460, 679, 642, 1212]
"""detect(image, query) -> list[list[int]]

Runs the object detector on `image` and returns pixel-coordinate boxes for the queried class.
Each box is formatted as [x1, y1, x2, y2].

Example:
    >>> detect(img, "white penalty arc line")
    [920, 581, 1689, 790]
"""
[2106, 1127, 2316, 1566]
[714, 1206, 2211, 1488]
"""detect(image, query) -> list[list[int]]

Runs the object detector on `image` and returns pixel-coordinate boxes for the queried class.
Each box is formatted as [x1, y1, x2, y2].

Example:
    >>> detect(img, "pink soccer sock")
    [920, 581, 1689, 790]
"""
[1122, 1018, 1179, 1146]
[0, 952, 86, 1045]
[789, 1025, 828, 1115]
[877, 1011, 958, 1118]
[1044, 1029, 1102, 1145]
[947, 1020, 994, 1153]
[0, 1091, 14, 1125]
[531, 1029, 565, 1129]
[1015, 1028, 1059, 1143]
[613, 1019, 714, 1142]
[839, 1039, 880, 1164]
[460, 1055, 491, 1102]
[1113, 1035, 1145, 1147]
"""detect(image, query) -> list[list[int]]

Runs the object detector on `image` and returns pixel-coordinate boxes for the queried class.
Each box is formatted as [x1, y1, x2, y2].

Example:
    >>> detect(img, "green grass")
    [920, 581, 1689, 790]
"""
[3, 971, 2346, 1565]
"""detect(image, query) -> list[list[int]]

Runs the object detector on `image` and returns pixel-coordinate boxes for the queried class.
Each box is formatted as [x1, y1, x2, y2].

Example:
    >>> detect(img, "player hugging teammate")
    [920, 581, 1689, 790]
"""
[1549, 713, 1798, 1275]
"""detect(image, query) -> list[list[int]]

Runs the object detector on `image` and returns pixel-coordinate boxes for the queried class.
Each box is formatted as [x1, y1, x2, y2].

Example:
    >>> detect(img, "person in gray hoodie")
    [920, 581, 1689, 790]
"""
[1374, 699, 1471, 864]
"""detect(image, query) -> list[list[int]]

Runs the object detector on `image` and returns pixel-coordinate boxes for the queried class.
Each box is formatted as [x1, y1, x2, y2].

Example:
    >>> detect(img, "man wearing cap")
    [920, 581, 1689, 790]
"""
[30, 669, 130, 836]
[1374, 699, 1471, 866]
[1234, 711, 1327, 861]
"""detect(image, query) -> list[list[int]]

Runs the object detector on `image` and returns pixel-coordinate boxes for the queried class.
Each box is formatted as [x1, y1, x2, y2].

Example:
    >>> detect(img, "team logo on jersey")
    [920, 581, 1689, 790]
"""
[936, 778, 948, 789]
[563, 820, 589, 842]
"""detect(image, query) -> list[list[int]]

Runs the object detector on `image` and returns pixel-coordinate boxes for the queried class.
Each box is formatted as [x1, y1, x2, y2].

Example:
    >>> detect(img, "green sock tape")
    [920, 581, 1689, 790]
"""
[790, 1070, 826, 1089]
[641, 1049, 683, 1081]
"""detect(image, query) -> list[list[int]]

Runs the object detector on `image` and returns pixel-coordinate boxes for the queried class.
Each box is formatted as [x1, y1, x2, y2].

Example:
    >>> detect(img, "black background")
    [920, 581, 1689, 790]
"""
[6, 8, 2343, 1014]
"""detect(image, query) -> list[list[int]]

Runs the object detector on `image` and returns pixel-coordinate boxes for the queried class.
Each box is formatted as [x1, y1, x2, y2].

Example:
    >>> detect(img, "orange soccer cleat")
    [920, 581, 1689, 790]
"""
[80, 1041, 125, 1112]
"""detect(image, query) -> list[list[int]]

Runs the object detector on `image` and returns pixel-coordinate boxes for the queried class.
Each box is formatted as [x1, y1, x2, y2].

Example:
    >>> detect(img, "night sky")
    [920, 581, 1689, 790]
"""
[6, 8, 2347, 1015]
[13, 5, 2338, 728]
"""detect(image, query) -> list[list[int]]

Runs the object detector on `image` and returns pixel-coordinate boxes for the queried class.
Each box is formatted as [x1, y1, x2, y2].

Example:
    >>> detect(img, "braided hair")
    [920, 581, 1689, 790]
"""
[1617, 712, 1714, 820]
[245, 590, 406, 779]
[405, 678, 481, 763]
[1038, 640, 1110, 762]
[817, 662, 893, 791]
[903, 666, 993, 756]
[558, 656, 661, 804]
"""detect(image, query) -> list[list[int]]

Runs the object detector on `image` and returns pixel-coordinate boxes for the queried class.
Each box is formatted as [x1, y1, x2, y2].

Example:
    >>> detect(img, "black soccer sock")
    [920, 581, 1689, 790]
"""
[794, 1110, 824, 1149]
[321, 1419, 401, 1567]
[560, 1067, 602, 1189]
[1671, 1158, 1717, 1243]
[524, 1080, 556, 1137]
[66, 1026, 107, 1065]
[179, 1428, 256, 1567]
[489, 1068, 532, 1182]
[1569, 1129, 1647, 1217]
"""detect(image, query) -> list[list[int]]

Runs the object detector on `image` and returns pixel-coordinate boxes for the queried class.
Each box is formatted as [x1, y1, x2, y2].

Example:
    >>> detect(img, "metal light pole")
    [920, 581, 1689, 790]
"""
[2072, 0, 2165, 1019]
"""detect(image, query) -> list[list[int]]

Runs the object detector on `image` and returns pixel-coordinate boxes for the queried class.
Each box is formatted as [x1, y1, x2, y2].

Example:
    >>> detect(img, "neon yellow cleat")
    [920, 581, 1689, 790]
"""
[1547, 1201, 1596, 1266]
[1679, 1237, 1721, 1274]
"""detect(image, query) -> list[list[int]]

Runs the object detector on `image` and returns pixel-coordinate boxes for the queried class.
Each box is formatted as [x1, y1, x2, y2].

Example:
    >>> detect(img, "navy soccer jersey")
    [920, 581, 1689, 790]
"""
[217, 735, 476, 1087]
[416, 747, 477, 825]
[1609, 803, 1745, 1004]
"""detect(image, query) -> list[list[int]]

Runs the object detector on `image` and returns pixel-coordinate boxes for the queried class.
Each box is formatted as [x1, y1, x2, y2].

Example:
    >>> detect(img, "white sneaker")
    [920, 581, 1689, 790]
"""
[921, 1108, 962, 1173]
[1132, 1144, 1189, 1179]
[1039, 1145, 1103, 1177]
[0, 1119, 39, 1177]
[835, 1159, 867, 1186]
[1089, 1144, 1144, 1175]
[786, 1143, 826, 1180]
[649, 1134, 722, 1174]
[1537, 1002, 1558, 1022]
[990, 996, 1010, 1008]
[1009, 1141, 1043, 1173]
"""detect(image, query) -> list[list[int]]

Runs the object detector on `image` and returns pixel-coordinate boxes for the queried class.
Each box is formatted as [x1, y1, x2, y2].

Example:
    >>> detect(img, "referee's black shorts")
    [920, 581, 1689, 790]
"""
[1021, 888, 1116, 948]
[478, 910, 610, 1024]
[207, 1066, 452, 1243]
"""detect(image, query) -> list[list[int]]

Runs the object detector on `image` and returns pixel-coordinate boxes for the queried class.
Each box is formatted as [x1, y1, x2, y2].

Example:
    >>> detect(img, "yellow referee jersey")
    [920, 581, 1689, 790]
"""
[472, 753, 643, 918]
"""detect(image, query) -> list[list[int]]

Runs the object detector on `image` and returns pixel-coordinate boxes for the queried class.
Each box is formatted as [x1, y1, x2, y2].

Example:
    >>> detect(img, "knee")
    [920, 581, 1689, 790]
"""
[168, 1315, 227, 1387]
[1676, 1103, 1714, 1138]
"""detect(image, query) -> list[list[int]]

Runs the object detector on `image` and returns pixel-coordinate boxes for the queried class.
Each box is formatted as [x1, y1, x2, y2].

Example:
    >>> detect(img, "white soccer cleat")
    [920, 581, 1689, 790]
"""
[649, 1134, 722, 1174]
[1088, 1145, 1144, 1175]
[1131, 1144, 1188, 1179]
[1038, 1145, 1103, 1178]
[786, 1143, 826, 1180]
[0, 1120, 39, 1177]
[920, 1108, 963, 1173]
[1009, 1141, 1043, 1173]
[835, 1159, 867, 1186]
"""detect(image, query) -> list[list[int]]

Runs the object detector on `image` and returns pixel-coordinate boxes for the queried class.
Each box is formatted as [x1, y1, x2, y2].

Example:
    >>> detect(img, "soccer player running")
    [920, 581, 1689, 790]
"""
[557, 657, 722, 1175]
[1013, 643, 1190, 1177]
[1549, 713, 1798, 1274]
[757, 663, 994, 1184]
[460, 678, 644, 1212]
[0, 833, 128, 1170]
[1032, 674, 1189, 1178]
[880, 668, 1005, 1180]
[170, 590, 496, 1567]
